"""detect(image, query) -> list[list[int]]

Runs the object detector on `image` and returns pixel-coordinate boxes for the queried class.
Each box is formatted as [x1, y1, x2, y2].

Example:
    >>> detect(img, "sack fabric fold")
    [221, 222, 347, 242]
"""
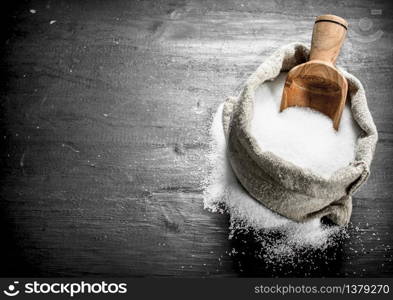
[222, 42, 378, 225]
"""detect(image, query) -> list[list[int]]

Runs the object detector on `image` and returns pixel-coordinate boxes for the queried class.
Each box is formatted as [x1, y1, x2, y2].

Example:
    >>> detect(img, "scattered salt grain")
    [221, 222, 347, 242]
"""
[203, 72, 360, 260]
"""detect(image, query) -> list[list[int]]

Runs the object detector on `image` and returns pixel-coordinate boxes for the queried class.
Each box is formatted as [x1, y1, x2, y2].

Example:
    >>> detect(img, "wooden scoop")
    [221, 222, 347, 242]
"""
[280, 15, 348, 130]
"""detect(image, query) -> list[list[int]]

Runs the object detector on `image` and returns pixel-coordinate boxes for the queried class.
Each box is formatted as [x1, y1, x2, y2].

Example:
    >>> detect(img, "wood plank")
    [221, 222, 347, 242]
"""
[0, 0, 392, 277]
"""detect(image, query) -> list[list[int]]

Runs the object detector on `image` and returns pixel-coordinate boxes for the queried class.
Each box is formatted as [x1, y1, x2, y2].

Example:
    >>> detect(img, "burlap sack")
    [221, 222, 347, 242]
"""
[222, 42, 378, 225]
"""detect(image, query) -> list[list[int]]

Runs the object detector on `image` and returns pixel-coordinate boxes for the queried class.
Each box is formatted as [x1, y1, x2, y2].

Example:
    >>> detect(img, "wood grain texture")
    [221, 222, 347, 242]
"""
[0, 0, 392, 277]
[310, 15, 348, 64]
[280, 15, 348, 129]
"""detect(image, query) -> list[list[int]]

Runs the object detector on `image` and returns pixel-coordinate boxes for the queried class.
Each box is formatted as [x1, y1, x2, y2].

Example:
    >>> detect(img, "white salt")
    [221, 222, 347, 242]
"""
[250, 72, 361, 179]
[203, 72, 360, 258]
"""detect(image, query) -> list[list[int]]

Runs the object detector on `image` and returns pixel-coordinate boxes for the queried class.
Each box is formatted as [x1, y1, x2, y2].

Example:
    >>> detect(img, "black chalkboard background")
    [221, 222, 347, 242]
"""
[0, 0, 392, 277]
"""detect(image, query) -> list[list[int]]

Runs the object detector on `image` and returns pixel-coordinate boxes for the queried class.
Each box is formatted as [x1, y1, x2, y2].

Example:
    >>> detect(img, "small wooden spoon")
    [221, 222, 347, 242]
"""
[280, 15, 348, 130]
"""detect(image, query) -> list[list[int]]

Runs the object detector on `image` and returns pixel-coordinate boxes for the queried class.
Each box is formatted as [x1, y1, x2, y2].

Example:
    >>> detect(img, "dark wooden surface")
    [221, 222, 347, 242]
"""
[0, 0, 392, 277]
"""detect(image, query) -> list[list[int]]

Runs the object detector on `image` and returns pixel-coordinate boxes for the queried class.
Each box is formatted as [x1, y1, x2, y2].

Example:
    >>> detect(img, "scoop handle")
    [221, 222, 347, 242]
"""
[309, 15, 348, 65]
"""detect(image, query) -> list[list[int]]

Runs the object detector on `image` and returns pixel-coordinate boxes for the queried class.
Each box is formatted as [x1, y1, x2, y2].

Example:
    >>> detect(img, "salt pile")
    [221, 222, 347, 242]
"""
[250, 72, 361, 179]
[203, 72, 360, 259]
